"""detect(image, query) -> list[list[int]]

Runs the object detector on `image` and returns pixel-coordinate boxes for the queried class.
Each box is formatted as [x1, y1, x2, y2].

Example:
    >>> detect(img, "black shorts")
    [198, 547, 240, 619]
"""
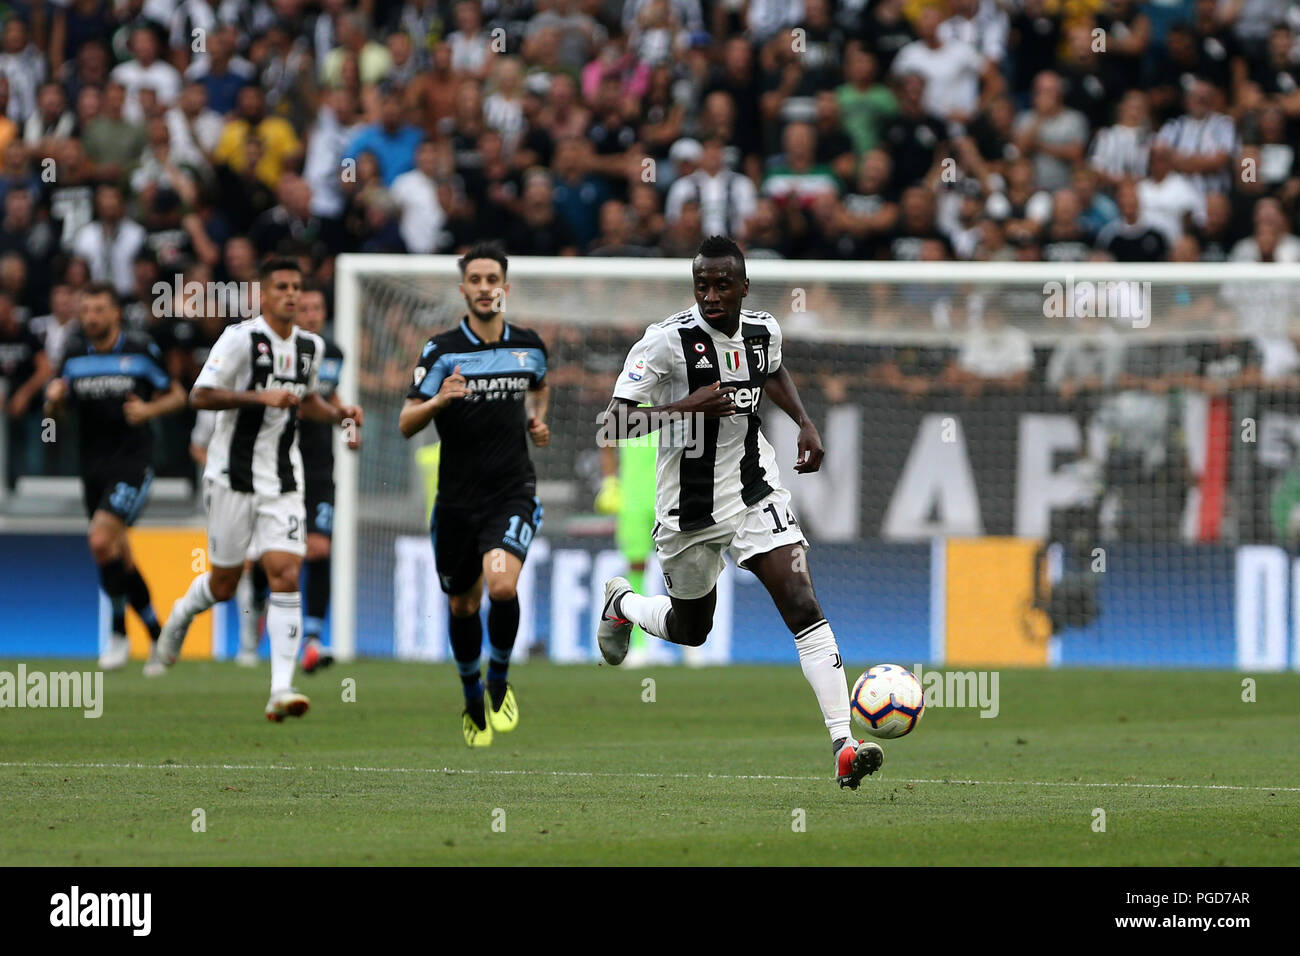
[305, 473, 335, 538]
[83, 461, 154, 524]
[430, 491, 544, 595]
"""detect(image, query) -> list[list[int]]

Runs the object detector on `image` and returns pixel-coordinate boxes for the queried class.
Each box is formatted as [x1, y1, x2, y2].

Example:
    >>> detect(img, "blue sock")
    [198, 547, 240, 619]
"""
[486, 596, 519, 692]
[449, 611, 484, 718]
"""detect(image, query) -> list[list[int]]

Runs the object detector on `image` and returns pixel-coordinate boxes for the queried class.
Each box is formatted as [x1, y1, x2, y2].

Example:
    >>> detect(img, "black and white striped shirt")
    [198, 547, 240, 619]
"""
[192, 315, 324, 496]
[613, 305, 783, 532]
[1156, 113, 1239, 194]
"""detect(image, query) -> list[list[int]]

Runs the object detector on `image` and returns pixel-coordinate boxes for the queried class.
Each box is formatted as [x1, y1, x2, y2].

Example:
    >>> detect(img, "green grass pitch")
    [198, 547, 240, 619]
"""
[2, 660, 1297, 865]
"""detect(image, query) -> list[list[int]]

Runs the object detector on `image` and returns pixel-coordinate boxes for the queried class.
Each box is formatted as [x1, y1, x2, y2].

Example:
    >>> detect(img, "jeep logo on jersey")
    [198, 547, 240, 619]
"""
[732, 385, 762, 412]
[722, 349, 743, 373]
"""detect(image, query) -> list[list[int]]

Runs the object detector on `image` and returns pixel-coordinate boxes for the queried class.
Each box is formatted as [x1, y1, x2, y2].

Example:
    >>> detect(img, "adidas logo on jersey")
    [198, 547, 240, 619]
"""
[695, 355, 713, 369]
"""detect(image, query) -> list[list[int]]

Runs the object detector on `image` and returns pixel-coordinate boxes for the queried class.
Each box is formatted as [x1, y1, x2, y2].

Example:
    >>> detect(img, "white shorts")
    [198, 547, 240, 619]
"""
[203, 478, 307, 568]
[653, 486, 809, 599]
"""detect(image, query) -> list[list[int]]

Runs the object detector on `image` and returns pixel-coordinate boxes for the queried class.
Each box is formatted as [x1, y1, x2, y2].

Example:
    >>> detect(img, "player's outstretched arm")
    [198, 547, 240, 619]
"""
[762, 365, 824, 474]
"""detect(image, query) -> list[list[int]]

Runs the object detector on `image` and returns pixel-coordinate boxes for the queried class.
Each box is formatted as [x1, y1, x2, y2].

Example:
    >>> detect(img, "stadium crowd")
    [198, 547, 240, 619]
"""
[3, 0, 1300, 485]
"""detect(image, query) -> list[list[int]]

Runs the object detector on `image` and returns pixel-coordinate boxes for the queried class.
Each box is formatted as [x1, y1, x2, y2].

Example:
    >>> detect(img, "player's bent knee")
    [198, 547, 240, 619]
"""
[208, 573, 240, 603]
[448, 595, 481, 618]
[486, 581, 517, 602]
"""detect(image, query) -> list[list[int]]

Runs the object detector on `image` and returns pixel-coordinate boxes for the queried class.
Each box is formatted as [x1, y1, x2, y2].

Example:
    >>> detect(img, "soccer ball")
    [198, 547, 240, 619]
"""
[851, 664, 925, 739]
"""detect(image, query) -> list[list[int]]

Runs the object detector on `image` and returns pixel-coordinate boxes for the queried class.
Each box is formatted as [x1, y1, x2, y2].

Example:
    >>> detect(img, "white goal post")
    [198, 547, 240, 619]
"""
[333, 255, 1300, 668]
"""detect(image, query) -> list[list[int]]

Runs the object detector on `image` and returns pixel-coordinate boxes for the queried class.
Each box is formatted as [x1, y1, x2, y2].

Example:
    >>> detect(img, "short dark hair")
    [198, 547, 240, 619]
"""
[458, 240, 508, 277]
[83, 281, 120, 307]
[259, 257, 302, 281]
[695, 235, 745, 271]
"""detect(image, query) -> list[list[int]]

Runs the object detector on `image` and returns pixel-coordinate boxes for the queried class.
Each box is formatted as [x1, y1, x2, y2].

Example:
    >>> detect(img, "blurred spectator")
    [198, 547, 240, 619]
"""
[1191, 192, 1237, 261]
[504, 170, 578, 255]
[183, 23, 254, 116]
[856, 0, 915, 76]
[390, 139, 446, 254]
[989, 157, 1052, 244]
[249, 174, 342, 263]
[890, 5, 1001, 125]
[1156, 79, 1237, 196]
[589, 199, 657, 256]
[0, 17, 44, 124]
[71, 184, 146, 295]
[1097, 180, 1169, 262]
[1090, 90, 1151, 187]
[551, 137, 611, 250]
[1014, 71, 1087, 193]
[1040, 188, 1094, 262]
[1231, 198, 1300, 262]
[29, 283, 80, 371]
[836, 45, 896, 157]
[665, 136, 756, 239]
[658, 195, 704, 257]
[24, 82, 75, 149]
[81, 81, 145, 184]
[943, 309, 1033, 396]
[881, 186, 950, 261]
[762, 121, 838, 207]
[213, 85, 301, 191]
[0, 189, 57, 310]
[879, 72, 946, 188]
[322, 12, 393, 88]
[165, 82, 221, 171]
[939, 0, 1009, 64]
[1137, 144, 1203, 243]
[1072, 166, 1120, 236]
[1059, 22, 1127, 135]
[112, 25, 181, 124]
[1094, 0, 1151, 93]
[345, 83, 425, 187]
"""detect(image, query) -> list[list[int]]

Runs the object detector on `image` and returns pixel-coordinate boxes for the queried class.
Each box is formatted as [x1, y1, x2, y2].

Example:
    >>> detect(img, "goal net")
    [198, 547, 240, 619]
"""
[333, 257, 1300, 673]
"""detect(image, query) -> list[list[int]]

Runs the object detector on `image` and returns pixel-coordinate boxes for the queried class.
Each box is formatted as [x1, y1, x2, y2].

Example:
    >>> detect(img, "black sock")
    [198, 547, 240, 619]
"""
[449, 611, 484, 720]
[486, 596, 519, 697]
[99, 558, 130, 634]
[304, 555, 330, 639]
[251, 562, 269, 604]
[124, 567, 160, 640]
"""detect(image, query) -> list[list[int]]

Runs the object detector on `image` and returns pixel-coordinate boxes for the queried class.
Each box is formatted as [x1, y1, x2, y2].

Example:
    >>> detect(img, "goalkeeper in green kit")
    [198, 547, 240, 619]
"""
[597, 422, 658, 666]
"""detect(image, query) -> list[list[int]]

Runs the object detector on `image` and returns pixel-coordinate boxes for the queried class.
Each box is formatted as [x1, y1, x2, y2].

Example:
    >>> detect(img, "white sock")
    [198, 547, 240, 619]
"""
[172, 572, 216, 632]
[266, 591, 303, 693]
[794, 619, 852, 745]
[617, 591, 672, 641]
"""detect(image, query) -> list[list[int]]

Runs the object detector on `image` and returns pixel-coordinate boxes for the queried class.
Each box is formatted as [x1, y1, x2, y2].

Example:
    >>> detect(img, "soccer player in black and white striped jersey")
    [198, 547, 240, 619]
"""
[152, 258, 363, 721]
[596, 236, 884, 790]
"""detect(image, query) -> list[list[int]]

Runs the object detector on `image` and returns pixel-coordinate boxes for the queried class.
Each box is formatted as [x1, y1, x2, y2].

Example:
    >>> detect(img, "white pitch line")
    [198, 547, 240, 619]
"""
[1, 761, 1298, 793]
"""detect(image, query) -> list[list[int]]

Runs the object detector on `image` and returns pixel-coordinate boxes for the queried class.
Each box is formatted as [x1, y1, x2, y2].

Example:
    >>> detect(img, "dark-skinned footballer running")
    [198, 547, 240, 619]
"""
[596, 236, 883, 790]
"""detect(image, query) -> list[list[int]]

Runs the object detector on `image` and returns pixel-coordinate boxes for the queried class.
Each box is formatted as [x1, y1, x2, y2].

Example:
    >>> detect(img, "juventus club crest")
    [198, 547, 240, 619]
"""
[747, 338, 767, 373]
